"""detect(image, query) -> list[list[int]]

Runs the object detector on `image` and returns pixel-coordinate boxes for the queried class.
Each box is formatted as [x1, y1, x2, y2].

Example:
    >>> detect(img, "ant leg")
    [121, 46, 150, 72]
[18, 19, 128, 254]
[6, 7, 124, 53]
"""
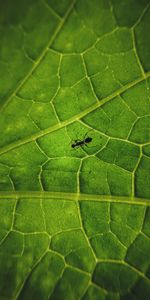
[75, 139, 81, 143]
[68, 139, 74, 146]
[68, 139, 81, 146]
[83, 129, 94, 140]
[81, 144, 88, 154]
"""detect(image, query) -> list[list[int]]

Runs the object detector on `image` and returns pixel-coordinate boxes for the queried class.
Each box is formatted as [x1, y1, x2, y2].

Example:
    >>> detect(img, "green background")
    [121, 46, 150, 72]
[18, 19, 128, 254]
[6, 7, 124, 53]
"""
[0, 0, 150, 299]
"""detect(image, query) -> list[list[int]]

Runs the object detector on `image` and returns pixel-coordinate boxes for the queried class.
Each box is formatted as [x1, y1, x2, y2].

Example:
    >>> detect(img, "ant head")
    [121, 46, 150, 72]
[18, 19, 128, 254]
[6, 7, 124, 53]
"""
[71, 144, 75, 148]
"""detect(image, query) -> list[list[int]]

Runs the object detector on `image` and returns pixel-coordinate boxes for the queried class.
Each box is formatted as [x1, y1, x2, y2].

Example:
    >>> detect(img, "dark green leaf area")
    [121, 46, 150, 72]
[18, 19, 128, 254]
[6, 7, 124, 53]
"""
[0, 0, 60, 104]
[81, 157, 132, 196]
[90, 232, 126, 260]
[18, 252, 65, 300]
[0, 198, 149, 299]
[93, 262, 138, 292]
[135, 156, 150, 198]
[96, 139, 140, 172]
[50, 267, 90, 300]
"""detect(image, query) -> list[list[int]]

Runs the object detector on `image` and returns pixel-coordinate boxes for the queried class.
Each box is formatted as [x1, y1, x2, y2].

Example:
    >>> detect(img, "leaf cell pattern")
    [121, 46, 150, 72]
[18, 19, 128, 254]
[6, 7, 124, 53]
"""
[0, 0, 150, 198]
[0, 0, 150, 299]
[0, 196, 150, 299]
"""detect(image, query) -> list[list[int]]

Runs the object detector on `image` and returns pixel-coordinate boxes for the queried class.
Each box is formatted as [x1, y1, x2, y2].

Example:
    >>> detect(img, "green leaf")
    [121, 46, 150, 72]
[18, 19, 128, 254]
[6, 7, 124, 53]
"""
[0, 0, 150, 299]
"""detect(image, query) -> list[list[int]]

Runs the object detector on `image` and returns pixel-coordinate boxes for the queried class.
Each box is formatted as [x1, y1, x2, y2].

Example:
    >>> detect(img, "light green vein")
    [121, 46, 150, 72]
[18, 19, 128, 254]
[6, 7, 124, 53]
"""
[0, 71, 150, 155]
[0, 191, 149, 205]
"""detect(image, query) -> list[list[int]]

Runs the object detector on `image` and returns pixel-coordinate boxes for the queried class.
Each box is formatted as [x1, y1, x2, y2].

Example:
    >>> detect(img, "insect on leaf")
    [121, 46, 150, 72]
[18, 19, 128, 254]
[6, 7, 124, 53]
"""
[0, 0, 150, 299]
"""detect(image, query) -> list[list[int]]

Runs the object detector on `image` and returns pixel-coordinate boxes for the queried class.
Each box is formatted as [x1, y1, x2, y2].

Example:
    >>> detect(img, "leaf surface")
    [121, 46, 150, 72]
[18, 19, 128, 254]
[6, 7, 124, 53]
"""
[0, 0, 150, 299]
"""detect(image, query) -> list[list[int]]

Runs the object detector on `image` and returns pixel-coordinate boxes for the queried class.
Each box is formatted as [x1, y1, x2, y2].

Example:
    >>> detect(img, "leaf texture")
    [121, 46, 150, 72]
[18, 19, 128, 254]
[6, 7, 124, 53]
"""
[0, 0, 150, 299]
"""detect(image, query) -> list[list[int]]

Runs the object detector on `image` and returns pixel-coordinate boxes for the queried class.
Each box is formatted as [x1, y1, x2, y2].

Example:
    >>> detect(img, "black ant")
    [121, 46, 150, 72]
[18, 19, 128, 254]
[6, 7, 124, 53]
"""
[71, 130, 93, 149]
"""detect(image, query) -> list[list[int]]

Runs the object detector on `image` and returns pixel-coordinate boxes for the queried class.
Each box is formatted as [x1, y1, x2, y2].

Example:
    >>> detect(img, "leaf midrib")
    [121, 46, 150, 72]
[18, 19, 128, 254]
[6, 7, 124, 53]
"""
[0, 191, 149, 205]
[0, 71, 150, 156]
